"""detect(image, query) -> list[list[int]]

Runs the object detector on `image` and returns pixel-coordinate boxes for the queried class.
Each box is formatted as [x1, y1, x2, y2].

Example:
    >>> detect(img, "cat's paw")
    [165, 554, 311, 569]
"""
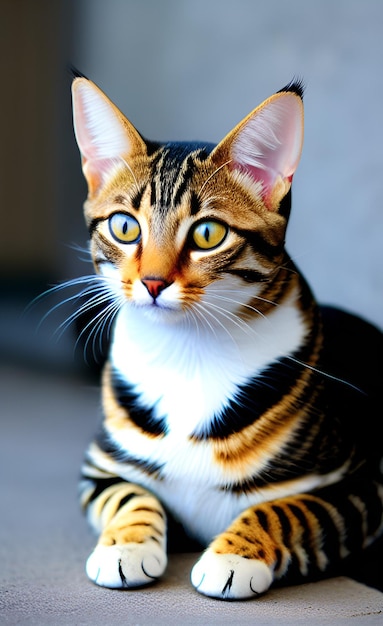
[86, 542, 167, 589]
[191, 550, 273, 600]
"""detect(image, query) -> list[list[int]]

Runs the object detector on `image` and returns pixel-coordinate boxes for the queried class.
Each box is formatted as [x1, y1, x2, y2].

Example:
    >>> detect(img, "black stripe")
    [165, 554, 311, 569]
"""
[145, 139, 162, 157]
[111, 368, 167, 437]
[94, 427, 164, 473]
[150, 179, 157, 207]
[237, 229, 284, 260]
[279, 188, 292, 220]
[190, 191, 201, 215]
[226, 268, 268, 283]
[149, 149, 166, 206]
[288, 503, 315, 572]
[254, 509, 269, 532]
[300, 497, 342, 562]
[173, 155, 195, 206]
[131, 185, 146, 210]
[88, 217, 103, 235]
[82, 476, 126, 505]
[149, 142, 214, 211]
[193, 349, 313, 440]
[119, 493, 143, 510]
[272, 505, 292, 547]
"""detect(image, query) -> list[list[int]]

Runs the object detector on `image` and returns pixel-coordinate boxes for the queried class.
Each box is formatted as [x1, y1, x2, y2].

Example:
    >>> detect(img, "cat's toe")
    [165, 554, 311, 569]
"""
[86, 543, 167, 589]
[191, 551, 272, 600]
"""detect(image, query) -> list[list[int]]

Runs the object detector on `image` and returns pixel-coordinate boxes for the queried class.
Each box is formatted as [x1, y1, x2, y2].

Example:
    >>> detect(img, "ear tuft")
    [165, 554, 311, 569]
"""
[277, 78, 305, 99]
[68, 65, 88, 80]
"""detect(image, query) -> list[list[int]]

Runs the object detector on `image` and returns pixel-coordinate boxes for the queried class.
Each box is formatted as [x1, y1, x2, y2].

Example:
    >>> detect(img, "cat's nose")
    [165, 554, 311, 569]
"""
[141, 277, 169, 299]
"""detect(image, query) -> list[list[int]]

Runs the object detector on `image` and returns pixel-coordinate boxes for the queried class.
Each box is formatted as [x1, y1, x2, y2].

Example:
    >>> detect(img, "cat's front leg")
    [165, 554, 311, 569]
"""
[191, 492, 337, 600]
[84, 481, 167, 588]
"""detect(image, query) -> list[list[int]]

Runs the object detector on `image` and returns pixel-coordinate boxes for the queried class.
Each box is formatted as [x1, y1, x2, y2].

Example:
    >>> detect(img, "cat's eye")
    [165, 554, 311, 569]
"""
[191, 221, 228, 250]
[109, 213, 141, 244]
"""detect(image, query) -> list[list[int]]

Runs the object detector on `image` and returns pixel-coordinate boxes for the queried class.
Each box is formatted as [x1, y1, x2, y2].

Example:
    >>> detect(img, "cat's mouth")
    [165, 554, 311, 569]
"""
[133, 300, 185, 324]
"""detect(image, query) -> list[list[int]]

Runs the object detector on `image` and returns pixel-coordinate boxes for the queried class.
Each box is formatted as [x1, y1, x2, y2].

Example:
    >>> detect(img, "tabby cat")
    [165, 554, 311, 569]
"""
[70, 73, 383, 599]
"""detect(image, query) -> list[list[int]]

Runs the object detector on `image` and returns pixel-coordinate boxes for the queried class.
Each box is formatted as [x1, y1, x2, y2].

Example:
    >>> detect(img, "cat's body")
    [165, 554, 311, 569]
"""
[70, 75, 383, 599]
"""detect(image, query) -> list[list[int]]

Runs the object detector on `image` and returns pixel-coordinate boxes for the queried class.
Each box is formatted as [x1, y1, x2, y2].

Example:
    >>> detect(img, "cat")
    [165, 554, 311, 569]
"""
[69, 72, 383, 600]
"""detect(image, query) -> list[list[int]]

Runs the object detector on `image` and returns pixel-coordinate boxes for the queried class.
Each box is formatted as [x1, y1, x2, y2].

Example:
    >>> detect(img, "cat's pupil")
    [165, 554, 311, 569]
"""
[203, 226, 210, 242]
[122, 221, 128, 235]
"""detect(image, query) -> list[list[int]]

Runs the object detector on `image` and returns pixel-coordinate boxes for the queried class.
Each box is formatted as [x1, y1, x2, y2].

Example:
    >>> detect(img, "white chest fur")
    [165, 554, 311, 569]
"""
[111, 292, 306, 438]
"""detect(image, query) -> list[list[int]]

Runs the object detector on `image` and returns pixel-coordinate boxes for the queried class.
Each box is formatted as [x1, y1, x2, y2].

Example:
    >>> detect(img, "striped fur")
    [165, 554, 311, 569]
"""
[71, 77, 383, 599]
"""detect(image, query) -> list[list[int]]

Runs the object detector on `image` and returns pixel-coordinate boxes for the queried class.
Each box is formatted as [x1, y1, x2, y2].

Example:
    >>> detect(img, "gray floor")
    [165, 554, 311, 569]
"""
[1, 363, 383, 625]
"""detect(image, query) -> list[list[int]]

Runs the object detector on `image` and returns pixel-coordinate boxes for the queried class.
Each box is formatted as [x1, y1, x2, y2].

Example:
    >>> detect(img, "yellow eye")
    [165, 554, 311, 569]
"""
[109, 213, 141, 244]
[191, 221, 228, 250]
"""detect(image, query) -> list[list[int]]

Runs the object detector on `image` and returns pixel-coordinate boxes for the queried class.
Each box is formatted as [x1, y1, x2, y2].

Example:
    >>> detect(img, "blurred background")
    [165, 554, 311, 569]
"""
[1, 0, 383, 372]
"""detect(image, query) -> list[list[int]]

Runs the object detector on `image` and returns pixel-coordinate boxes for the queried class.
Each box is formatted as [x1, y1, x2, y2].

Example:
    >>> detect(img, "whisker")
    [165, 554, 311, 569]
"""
[53, 288, 114, 342]
[64, 242, 93, 263]
[203, 300, 258, 338]
[35, 280, 111, 332]
[119, 156, 141, 194]
[190, 303, 217, 336]
[192, 300, 256, 347]
[206, 292, 268, 321]
[25, 275, 106, 310]
[286, 354, 364, 394]
[198, 159, 233, 197]
[25, 272, 124, 366]
[76, 299, 122, 364]
[210, 285, 279, 309]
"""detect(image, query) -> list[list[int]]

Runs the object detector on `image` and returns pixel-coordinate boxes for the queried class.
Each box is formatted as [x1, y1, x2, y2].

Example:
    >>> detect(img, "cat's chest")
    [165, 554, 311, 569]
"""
[110, 298, 306, 436]
[111, 311, 248, 435]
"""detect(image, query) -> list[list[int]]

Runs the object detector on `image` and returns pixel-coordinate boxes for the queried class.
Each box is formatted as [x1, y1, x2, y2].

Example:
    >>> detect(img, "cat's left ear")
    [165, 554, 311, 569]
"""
[211, 83, 304, 211]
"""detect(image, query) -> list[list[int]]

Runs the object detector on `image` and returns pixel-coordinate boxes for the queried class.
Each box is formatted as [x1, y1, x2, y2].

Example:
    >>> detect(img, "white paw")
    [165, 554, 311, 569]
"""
[191, 551, 273, 600]
[86, 542, 167, 589]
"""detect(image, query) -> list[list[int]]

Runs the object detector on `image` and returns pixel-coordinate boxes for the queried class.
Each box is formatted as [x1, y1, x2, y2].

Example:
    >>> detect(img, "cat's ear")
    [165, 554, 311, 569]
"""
[211, 83, 304, 211]
[71, 77, 147, 195]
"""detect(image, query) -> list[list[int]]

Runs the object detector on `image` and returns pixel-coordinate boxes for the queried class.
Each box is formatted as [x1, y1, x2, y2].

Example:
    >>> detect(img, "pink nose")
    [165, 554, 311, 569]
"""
[141, 278, 168, 299]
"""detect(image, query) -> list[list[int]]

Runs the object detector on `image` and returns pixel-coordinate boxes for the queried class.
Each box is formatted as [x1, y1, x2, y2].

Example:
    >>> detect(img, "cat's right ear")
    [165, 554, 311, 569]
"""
[71, 78, 147, 195]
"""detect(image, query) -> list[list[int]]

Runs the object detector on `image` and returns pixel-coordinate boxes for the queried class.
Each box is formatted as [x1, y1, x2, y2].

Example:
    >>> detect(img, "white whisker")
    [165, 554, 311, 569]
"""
[119, 156, 140, 194]
[35, 279, 112, 332]
[191, 303, 221, 339]
[76, 299, 123, 364]
[206, 292, 268, 321]
[26, 272, 125, 363]
[202, 300, 257, 338]
[198, 159, 232, 197]
[286, 354, 364, 393]
[53, 288, 114, 342]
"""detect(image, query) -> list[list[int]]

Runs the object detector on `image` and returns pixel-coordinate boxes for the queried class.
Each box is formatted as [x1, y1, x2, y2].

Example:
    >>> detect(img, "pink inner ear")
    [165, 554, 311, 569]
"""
[230, 92, 303, 204]
[72, 79, 131, 164]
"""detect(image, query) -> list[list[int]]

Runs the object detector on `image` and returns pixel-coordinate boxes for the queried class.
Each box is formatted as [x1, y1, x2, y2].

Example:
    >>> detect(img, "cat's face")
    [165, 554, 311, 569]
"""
[72, 77, 303, 325]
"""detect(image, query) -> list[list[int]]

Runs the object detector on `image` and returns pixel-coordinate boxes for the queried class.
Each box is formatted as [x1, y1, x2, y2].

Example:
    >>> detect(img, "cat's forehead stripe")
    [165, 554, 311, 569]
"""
[148, 143, 214, 213]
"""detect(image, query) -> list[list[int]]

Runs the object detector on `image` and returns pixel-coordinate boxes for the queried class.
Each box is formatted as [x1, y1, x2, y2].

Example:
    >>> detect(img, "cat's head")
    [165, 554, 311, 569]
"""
[71, 76, 303, 325]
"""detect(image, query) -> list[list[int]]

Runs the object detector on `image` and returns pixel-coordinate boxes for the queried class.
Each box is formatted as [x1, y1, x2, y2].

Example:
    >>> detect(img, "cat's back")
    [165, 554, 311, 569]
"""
[319, 305, 383, 465]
